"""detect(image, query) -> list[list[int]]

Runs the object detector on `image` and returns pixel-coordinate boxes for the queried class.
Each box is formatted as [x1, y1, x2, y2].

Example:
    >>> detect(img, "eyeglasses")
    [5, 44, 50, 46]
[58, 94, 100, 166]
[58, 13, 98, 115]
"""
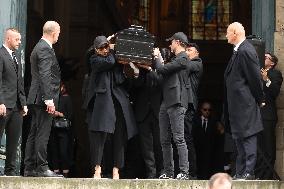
[265, 55, 273, 62]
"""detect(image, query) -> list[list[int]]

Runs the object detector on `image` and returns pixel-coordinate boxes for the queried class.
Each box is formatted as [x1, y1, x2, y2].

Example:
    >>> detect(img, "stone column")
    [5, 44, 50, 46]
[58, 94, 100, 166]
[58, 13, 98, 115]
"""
[0, 0, 27, 175]
[252, 0, 275, 52]
[274, 0, 284, 180]
[0, 0, 27, 58]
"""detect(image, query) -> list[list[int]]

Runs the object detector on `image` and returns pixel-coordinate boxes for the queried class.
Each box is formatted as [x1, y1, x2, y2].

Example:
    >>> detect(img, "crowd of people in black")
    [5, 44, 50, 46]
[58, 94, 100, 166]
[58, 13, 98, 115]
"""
[0, 21, 283, 181]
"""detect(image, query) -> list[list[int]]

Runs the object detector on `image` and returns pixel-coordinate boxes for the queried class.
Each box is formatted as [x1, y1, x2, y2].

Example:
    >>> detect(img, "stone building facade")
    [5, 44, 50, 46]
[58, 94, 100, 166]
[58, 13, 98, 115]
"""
[274, 0, 284, 180]
[0, 0, 284, 178]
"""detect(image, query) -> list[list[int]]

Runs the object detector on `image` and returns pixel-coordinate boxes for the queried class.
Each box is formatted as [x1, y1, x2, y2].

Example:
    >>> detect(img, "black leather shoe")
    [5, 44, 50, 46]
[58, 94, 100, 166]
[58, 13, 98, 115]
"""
[24, 170, 37, 177]
[4, 172, 17, 176]
[239, 173, 256, 180]
[37, 170, 63, 177]
[232, 174, 241, 180]
[146, 174, 156, 179]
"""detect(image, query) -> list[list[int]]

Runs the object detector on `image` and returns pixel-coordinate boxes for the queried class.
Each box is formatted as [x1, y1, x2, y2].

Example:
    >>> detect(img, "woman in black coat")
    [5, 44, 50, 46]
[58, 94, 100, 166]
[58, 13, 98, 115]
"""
[87, 36, 137, 179]
[48, 82, 73, 177]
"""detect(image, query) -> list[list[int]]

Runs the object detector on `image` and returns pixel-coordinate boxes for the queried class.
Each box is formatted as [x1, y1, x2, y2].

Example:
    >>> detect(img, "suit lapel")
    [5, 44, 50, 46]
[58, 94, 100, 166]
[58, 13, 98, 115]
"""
[225, 40, 247, 76]
[225, 51, 238, 76]
[1, 46, 18, 75]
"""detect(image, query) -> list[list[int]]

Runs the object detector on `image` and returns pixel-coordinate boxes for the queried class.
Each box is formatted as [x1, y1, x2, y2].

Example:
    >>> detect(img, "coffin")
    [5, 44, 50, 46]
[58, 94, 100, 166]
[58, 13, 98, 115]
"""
[115, 25, 155, 66]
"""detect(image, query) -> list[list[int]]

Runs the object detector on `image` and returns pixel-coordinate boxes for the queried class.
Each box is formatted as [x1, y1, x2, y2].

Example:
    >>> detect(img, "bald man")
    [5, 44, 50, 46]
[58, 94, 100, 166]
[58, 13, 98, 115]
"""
[223, 22, 264, 180]
[0, 28, 27, 176]
[208, 173, 232, 189]
[24, 21, 62, 177]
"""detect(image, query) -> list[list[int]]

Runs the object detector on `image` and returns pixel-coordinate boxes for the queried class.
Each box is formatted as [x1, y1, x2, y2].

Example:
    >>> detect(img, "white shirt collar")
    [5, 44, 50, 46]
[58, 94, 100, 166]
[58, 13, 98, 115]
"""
[3, 44, 13, 58]
[201, 115, 208, 121]
[234, 38, 245, 51]
[41, 37, 53, 48]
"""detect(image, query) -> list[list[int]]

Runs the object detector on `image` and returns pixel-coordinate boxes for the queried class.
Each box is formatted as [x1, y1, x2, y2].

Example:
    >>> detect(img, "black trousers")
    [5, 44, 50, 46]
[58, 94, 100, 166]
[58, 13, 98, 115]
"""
[24, 105, 53, 173]
[235, 134, 257, 176]
[255, 120, 277, 179]
[184, 108, 197, 177]
[138, 111, 163, 177]
[0, 107, 22, 175]
[48, 127, 72, 170]
[89, 101, 127, 169]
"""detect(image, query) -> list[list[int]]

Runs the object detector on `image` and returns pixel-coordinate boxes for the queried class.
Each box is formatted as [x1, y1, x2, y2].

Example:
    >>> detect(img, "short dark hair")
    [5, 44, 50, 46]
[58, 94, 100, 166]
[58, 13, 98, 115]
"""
[187, 43, 200, 53]
[266, 52, 278, 67]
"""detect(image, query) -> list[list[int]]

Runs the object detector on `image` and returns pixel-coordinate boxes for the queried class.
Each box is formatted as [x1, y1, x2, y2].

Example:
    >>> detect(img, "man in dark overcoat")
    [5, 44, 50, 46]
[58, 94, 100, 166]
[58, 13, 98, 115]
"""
[224, 22, 264, 180]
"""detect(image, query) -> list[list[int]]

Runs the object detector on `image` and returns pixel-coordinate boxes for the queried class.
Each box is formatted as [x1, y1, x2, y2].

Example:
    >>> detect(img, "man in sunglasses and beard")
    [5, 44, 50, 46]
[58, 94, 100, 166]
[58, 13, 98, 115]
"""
[85, 35, 137, 179]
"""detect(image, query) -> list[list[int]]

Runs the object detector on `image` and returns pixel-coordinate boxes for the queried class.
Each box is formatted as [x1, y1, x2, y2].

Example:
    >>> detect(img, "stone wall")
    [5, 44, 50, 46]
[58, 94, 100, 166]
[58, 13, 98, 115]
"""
[274, 0, 284, 180]
[0, 177, 283, 189]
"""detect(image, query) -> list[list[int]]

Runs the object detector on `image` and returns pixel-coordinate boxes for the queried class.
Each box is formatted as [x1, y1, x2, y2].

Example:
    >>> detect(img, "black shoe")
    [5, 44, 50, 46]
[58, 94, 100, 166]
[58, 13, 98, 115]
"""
[239, 173, 256, 180]
[232, 174, 241, 180]
[24, 170, 37, 177]
[62, 172, 69, 178]
[188, 175, 197, 180]
[176, 172, 189, 180]
[4, 172, 17, 176]
[37, 170, 63, 177]
[146, 174, 156, 179]
[159, 173, 173, 179]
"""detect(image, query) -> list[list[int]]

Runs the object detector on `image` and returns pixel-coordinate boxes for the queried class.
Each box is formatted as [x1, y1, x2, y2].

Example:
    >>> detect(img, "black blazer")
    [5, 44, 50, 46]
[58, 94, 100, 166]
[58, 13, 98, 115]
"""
[0, 46, 26, 108]
[224, 40, 264, 138]
[186, 57, 203, 111]
[131, 69, 162, 122]
[192, 115, 218, 178]
[27, 39, 61, 107]
[261, 69, 283, 121]
[154, 51, 190, 109]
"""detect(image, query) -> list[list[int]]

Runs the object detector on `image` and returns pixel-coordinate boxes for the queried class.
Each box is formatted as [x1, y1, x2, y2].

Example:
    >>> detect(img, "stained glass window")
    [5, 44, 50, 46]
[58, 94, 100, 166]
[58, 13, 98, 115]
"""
[190, 0, 232, 40]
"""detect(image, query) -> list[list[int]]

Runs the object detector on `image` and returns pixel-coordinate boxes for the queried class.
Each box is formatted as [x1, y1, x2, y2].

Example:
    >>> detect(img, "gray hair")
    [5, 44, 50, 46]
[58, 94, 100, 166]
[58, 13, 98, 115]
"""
[208, 173, 232, 189]
[43, 21, 60, 35]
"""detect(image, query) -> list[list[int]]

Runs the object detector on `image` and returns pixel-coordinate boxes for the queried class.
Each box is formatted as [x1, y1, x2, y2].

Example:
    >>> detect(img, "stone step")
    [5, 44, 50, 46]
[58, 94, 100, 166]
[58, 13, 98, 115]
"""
[0, 177, 283, 189]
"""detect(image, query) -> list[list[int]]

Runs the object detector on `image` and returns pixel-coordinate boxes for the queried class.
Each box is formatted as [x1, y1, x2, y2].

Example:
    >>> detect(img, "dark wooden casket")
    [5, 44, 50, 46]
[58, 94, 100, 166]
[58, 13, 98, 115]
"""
[115, 25, 155, 66]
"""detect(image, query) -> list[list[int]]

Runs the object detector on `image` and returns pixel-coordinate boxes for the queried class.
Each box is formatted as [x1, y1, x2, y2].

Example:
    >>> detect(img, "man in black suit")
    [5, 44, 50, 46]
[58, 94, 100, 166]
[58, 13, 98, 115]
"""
[224, 22, 264, 180]
[192, 101, 219, 179]
[131, 69, 163, 178]
[184, 42, 203, 178]
[24, 21, 62, 177]
[153, 32, 190, 180]
[256, 52, 283, 179]
[0, 28, 28, 176]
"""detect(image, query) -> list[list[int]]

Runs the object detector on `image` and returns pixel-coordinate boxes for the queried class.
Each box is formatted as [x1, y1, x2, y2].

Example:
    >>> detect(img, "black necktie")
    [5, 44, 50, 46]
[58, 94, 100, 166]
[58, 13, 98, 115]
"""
[12, 52, 18, 73]
[202, 118, 207, 132]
